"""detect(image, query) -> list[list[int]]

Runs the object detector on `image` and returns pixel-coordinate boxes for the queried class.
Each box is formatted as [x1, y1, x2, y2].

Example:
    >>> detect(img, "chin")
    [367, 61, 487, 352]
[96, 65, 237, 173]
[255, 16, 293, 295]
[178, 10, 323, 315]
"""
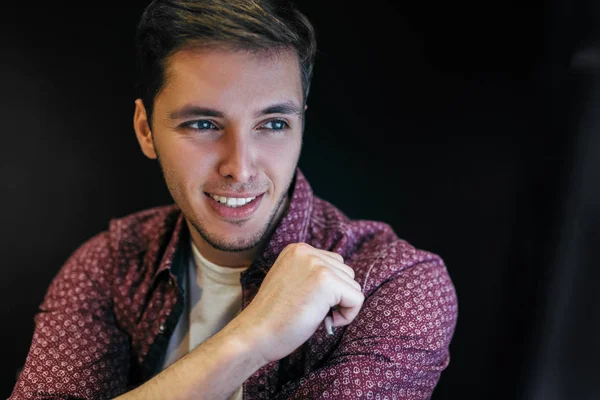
[204, 232, 263, 253]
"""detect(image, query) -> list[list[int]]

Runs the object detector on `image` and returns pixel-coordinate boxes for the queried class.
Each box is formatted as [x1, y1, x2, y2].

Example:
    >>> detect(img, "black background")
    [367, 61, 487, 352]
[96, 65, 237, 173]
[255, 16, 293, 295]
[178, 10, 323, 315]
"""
[2, 1, 598, 399]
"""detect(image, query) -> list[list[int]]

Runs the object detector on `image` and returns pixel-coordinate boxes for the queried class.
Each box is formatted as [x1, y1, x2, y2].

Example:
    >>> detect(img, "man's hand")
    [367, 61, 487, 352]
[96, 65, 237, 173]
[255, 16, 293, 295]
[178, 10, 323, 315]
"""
[233, 242, 365, 364]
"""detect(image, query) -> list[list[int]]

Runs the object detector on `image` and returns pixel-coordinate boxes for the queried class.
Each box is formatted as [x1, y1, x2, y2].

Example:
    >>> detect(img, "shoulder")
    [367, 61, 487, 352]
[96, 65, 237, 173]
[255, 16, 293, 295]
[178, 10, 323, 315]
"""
[309, 195, 455, 305]
[308, 196, 399, 260]
[52, 204, 182, 282]
[306, 196, 458, 370]
[107, 204, 181, 250]
[107, 205, 181, 255]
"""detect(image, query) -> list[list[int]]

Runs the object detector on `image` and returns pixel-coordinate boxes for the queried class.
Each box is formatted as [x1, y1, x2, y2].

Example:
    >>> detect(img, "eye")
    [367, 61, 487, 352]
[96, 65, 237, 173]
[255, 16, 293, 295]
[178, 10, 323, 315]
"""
[261, 119, 289, 131]
[182, 120, 219, 130]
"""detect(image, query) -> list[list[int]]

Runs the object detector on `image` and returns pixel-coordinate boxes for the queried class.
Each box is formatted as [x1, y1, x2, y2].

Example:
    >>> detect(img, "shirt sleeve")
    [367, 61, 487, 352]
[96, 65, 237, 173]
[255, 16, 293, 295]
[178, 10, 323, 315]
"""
[9, 232, 131, 400]
[274, 259, 458, 400]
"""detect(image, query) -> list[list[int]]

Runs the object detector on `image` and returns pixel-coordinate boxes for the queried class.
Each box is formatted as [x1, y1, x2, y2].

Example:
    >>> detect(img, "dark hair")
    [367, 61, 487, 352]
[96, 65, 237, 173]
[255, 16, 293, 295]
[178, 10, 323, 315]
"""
[135, 0, 317, 125]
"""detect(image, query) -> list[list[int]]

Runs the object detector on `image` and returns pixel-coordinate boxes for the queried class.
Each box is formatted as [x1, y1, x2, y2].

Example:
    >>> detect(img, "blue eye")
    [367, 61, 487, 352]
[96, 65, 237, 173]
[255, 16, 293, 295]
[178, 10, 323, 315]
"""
[184, 120, 218, 130]
[262, 120, 289, 130]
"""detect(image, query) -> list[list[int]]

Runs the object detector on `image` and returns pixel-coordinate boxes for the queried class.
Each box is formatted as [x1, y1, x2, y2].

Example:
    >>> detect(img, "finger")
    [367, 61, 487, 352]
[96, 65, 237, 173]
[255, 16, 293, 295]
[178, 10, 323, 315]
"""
[329, 280, 365, 327]
[317, 252, 355, 279]
[317, 249, 344, 264]
[321, 265, 361, 291]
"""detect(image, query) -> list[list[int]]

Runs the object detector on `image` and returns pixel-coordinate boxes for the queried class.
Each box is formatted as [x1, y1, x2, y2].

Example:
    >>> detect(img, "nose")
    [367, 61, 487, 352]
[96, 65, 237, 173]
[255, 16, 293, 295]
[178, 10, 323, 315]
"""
[218, 129, 257, 183]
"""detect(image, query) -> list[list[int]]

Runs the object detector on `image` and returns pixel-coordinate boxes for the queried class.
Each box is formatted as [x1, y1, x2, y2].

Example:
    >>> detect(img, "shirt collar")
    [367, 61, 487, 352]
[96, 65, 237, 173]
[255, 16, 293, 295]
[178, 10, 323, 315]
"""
[152, 211, 188, 283]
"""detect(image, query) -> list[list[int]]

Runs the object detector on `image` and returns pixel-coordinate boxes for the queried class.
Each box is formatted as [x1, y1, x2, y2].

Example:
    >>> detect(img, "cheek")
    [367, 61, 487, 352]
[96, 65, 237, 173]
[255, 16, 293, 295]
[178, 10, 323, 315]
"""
[160, 139, 216, 187]
[258, 135, 302, 165]
[259, 141, 301, 190]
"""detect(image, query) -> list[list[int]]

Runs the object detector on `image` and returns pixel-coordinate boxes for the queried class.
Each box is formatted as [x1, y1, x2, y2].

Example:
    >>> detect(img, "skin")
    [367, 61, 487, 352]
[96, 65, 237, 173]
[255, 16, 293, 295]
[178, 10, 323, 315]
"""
[134, 46, 305, 268]
[121, 45, 364, 400]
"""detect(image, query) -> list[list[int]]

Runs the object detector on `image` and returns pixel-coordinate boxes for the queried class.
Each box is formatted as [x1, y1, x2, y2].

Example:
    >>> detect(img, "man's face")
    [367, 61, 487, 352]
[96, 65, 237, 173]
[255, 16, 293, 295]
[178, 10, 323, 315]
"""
[137, 47, 304, 253]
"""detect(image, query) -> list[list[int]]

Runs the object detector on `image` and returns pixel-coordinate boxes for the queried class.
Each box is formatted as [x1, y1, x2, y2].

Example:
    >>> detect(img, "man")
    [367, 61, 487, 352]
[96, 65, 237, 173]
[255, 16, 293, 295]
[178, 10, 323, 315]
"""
[10, 0, 458, 399]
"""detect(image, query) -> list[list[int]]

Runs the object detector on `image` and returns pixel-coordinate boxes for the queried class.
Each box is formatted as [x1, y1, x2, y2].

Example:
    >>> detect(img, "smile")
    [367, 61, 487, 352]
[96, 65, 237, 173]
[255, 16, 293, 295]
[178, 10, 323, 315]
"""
[203, 192, 265, 220]
[205, 193, 258, 208]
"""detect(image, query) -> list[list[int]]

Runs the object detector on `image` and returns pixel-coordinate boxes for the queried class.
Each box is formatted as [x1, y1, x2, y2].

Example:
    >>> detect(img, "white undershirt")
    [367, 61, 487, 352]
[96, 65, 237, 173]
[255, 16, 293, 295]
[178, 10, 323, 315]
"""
[161, 238, 248, 400]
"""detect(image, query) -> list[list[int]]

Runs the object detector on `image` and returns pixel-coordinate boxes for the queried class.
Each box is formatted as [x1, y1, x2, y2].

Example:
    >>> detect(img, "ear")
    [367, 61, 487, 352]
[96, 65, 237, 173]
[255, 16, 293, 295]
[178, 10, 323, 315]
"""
[133, 99, 158, 160]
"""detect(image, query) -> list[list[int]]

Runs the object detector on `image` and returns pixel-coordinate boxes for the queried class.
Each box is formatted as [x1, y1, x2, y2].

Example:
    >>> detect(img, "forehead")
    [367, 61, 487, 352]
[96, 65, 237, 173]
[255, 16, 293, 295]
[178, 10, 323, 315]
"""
[157, 46, 303, 111]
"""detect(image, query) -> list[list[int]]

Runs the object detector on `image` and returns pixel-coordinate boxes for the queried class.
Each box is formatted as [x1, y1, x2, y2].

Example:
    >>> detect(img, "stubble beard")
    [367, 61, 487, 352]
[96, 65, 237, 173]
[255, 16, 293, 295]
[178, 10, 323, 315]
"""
[155, 153, 296, 253]
[189, 184, 291, 253]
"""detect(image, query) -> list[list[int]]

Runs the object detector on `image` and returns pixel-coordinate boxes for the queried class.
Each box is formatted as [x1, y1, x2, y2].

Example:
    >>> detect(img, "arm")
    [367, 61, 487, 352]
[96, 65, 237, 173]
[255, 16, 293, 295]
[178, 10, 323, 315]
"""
[12, 241, 364, 400]
[11, 231, 266, 400]
[272, 259, 458, 400]
[10, 233, 130, 400]
[114, 316, 267, 400]
[115, 242, 365, 400]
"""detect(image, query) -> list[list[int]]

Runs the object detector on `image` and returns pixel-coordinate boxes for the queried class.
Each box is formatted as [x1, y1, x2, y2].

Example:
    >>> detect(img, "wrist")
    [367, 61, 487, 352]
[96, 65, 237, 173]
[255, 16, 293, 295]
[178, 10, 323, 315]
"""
[215, 312, 270, 370]
[116, 319, 268, 400]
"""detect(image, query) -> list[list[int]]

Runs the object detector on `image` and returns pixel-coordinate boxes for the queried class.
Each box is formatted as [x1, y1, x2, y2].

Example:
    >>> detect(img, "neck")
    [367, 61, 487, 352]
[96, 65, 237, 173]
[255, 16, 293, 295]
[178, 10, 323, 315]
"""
[187, 195, 290, 268]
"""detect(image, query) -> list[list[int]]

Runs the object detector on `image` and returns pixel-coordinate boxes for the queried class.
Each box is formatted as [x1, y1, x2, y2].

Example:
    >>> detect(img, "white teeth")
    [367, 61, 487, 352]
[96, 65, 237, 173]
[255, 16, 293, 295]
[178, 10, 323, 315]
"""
[209, 193, 258, 208]
[211, 194, 227, 204]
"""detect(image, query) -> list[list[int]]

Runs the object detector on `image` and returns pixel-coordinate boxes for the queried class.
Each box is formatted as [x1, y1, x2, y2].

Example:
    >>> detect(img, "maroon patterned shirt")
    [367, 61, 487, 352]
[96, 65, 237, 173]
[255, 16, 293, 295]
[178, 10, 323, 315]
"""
[10, 169, 458, 400]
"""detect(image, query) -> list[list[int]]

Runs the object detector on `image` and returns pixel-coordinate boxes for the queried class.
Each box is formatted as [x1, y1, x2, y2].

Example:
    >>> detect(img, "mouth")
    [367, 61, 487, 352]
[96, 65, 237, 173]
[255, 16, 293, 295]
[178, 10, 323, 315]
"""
[204, 192, 265, 220]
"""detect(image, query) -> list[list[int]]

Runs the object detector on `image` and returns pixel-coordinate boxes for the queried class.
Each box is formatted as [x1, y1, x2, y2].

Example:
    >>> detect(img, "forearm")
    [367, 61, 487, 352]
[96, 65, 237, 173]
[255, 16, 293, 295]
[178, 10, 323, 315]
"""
[115, 320, 267, 400]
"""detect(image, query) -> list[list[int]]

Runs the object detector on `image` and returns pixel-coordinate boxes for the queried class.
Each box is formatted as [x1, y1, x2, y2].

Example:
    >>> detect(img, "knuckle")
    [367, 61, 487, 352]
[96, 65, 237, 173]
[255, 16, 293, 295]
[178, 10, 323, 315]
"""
[308, 254, 323, 268]
[328, 250, 344, 263]
[290, 242, 310, 255]
[314, 266, 332, 283]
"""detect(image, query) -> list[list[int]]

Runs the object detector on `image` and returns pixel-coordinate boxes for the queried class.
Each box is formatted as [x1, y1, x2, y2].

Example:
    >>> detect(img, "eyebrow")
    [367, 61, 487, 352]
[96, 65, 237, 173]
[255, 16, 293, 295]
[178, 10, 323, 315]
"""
[255, 101, 303, 118]
[168, 100, 302, 121]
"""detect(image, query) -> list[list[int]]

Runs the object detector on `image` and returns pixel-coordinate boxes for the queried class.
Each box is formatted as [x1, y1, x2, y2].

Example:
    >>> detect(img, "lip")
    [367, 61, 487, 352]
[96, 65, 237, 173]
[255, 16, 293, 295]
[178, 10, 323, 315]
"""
[204, 192, 265, 220]
[205, 191, 264, 198]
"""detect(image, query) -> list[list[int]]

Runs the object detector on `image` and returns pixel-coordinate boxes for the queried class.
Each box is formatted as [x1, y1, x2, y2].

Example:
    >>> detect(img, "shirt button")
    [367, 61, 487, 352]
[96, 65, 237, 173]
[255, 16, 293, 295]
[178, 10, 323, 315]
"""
[158, 324, 166, 334]
[167, 278, 174, 287]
